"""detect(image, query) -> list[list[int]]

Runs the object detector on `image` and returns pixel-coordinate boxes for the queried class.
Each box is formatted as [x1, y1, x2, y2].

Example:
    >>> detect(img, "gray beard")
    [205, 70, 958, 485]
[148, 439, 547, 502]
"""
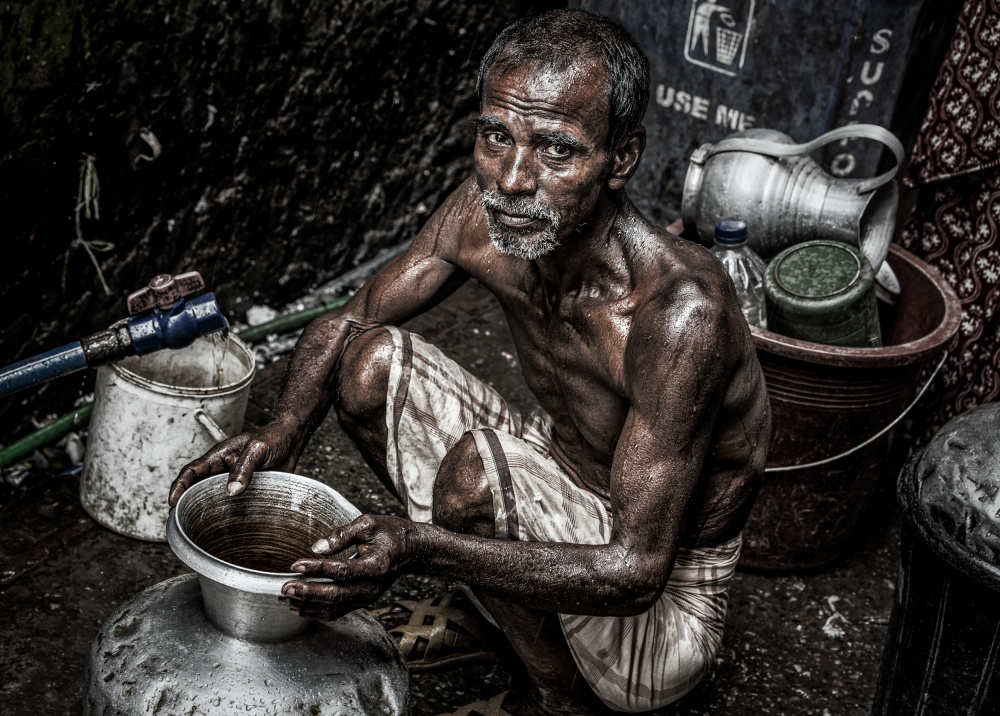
[480, 189, 561, 260]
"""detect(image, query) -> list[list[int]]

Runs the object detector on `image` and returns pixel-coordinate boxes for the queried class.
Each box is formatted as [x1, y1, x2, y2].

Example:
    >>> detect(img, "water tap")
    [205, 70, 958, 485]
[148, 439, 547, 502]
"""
[0, 271, 229, 399]
[81, 271, 228, 364]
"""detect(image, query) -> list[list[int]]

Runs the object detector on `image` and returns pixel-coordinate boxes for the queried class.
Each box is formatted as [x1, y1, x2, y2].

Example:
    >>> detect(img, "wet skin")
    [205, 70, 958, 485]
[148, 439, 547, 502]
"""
[172, 58, 770, 715]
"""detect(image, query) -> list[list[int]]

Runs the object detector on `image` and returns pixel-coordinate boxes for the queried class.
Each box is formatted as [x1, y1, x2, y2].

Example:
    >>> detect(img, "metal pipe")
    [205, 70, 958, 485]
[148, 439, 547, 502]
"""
[0, 293, 228, 402]
[0, 343, 89, 398]
[127, 292, 228, 355]
[0, 244, 397, 471]
[0, 296, 349, 470]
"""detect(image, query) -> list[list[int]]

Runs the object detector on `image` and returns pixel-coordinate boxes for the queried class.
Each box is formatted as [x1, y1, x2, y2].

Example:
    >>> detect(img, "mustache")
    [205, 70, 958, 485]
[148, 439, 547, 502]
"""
[480, 190, 560, 227]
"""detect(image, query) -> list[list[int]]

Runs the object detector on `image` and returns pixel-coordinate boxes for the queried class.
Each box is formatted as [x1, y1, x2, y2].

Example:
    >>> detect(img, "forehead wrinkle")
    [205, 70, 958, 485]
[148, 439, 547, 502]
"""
[486, 92, 583, 121]
[481, 64, 611, 146]
[484, 66, 607, 116]
[482, 92, 597, 135]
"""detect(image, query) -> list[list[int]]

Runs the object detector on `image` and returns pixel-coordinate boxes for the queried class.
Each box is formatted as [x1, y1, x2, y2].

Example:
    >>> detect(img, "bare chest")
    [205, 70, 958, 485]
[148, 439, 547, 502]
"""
[490, 278, 633, 460]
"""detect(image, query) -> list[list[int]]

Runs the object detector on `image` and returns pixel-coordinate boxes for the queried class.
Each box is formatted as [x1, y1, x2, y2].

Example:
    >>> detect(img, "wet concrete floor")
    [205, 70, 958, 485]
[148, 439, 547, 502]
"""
[0, 281, 900, 715]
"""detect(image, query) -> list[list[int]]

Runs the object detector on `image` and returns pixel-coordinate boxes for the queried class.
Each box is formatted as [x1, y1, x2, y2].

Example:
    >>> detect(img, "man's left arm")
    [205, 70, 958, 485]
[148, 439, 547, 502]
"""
[281, 294, 734, 618]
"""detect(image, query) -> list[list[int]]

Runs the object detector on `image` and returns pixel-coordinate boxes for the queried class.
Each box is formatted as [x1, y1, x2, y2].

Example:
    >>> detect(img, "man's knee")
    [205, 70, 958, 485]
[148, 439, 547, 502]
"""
[335, 327, 394, 425]
[433, 432, 495, 538]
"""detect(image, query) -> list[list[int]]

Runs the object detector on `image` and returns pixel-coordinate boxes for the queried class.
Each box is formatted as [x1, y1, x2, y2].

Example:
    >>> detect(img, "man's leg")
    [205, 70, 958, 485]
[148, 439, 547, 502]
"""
[332, 326, 399, 500]
[333, 328, 605, 712]
[433, 434, 611, 716]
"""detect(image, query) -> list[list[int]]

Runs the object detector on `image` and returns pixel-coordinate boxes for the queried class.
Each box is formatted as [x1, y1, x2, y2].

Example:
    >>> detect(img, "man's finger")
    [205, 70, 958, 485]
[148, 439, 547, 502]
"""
[312, 516, 372, 555]
[169, 436, 249, 506]
[281, 578, 377, 605]
[291, 555, 384, 582]
[169, 450, 229, 506]
[290, 559, 325, 575]
[168, 468, 195, 507]
[291, 558, 352, 581]
[226, 441, 268, 496]
[281, 579, 343, 603]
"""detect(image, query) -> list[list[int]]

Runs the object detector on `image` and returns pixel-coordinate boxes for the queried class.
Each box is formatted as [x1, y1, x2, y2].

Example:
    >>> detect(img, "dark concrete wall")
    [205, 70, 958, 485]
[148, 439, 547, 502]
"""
[0, 0, 558, 434]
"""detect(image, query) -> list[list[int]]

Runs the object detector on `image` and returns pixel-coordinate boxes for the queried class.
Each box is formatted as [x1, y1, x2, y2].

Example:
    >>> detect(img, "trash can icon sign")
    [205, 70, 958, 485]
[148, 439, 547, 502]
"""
[685, 0, 755, 76]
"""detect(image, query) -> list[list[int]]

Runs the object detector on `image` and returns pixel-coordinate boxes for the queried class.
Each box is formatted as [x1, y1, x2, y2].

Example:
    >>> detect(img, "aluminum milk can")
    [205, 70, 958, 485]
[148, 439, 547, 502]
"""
[874, 404, 1000, 714]
[83, 472, 410, 715]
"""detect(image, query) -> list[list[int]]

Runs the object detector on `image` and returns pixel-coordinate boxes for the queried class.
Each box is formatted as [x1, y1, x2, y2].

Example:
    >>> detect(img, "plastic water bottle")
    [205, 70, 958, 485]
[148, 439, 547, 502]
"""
[710, 220, 768, 329]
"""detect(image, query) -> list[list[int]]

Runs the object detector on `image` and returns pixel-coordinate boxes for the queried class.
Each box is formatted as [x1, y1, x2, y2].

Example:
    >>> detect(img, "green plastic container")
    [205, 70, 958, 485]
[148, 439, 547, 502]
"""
[764, 241, 881, 348]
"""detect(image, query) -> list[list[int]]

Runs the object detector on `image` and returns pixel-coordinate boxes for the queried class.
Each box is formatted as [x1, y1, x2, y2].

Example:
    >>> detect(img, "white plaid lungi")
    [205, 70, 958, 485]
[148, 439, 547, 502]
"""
[383, 326, 741, 712]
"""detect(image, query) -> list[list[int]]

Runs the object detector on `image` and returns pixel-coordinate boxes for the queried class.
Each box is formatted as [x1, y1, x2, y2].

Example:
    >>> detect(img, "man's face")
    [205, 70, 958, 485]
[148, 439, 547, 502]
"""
[474, 57, 614, 260]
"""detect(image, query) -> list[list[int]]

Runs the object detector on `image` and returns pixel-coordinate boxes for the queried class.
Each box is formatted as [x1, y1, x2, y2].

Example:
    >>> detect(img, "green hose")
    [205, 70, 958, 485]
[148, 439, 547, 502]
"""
[0, 403, 93, 469]
[0, 294, 351, 470]
[234, 295, 349, 344]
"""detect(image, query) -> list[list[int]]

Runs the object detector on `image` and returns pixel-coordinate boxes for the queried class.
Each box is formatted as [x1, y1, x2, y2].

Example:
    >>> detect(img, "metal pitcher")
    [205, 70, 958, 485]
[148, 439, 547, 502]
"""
[681, 124, 905, 271]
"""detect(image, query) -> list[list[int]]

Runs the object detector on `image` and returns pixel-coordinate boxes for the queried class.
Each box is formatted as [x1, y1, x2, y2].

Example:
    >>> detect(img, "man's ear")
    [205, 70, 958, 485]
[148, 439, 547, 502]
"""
[607, 126, 646, 192]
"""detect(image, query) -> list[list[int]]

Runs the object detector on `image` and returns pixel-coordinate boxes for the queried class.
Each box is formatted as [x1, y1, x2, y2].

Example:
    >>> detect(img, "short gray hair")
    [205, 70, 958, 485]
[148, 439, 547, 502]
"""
[476, 9, 650, 150]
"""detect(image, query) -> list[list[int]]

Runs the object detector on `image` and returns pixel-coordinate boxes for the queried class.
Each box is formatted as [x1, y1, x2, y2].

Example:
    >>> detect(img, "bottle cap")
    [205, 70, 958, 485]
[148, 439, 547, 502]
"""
[715, 220, 747, 245]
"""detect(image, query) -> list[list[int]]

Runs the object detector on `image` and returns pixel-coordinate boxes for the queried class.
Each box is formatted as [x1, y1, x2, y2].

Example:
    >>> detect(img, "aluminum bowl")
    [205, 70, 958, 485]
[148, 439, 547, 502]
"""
[167, 471, 361, 642]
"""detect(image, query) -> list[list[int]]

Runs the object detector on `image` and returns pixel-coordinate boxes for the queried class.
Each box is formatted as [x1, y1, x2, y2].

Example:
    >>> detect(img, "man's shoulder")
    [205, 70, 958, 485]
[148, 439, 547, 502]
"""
[426, 177, 486, 232]
[412, 177, 492, 263]
[626, 219, 734, 322]
[623, 219, 746, 362]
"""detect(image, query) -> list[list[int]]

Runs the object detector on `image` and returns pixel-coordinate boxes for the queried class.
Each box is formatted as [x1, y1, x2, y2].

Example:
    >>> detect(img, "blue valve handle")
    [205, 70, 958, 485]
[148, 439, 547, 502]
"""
[126, 292, 228, 355]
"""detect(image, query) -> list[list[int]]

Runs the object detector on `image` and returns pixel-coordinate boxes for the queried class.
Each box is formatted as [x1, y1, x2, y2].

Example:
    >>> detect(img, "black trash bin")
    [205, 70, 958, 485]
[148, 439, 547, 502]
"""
[872, 403, 1000, 716]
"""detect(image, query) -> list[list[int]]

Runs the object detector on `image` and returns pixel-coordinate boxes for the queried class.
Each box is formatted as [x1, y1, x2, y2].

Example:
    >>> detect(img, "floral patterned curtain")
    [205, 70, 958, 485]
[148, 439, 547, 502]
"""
[899, 0, 1000, 442]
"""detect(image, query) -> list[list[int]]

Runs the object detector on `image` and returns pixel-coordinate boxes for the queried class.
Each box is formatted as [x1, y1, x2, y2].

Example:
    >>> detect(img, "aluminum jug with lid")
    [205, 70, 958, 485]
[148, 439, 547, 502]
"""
[681, 124, 905, 277]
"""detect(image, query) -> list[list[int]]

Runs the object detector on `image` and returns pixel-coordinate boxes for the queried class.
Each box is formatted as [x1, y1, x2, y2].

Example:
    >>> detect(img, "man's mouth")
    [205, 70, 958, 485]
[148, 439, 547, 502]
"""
[494, 211, 538, 228]
[480, 189, 562, 259]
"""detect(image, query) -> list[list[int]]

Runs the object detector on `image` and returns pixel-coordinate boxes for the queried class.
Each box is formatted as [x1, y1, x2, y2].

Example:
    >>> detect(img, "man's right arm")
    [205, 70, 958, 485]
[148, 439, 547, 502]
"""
[169, 178, 482, 504]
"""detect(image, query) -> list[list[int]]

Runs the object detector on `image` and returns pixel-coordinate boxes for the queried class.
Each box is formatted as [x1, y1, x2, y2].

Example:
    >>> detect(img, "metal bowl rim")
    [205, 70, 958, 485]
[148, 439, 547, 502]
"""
[168, 471, 361, 594]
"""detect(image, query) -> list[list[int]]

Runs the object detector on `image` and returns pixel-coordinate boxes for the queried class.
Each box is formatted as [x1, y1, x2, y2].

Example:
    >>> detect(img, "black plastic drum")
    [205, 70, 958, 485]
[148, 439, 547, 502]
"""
[873, 403, 1000, 715]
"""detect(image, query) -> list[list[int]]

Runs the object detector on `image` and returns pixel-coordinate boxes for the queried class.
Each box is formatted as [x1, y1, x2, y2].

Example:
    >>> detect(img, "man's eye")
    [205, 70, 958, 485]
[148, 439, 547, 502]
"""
[545, 144, 571, 157]
[485, 132, 508, 145]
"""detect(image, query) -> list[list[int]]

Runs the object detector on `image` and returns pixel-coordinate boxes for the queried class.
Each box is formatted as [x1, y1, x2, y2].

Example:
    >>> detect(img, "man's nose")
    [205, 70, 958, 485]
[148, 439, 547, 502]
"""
[497, 146, 536, 195]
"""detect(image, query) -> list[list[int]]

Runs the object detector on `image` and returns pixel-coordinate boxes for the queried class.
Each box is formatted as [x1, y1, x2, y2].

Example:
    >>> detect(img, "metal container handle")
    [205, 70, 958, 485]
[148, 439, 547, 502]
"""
[702, 124, 905, 194]
[194, 408, 229, 442]
[765, 350, 948, 473]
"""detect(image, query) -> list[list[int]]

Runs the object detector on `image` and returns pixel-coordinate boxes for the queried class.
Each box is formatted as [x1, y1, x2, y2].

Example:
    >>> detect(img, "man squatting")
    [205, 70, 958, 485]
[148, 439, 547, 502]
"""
[171, 9, 771, 715]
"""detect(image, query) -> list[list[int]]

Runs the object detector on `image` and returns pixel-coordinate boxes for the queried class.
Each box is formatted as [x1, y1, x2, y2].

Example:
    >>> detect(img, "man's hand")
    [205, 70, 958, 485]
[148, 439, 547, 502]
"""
[168, 419, 301, 506]
[280, 514, 414, 621]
